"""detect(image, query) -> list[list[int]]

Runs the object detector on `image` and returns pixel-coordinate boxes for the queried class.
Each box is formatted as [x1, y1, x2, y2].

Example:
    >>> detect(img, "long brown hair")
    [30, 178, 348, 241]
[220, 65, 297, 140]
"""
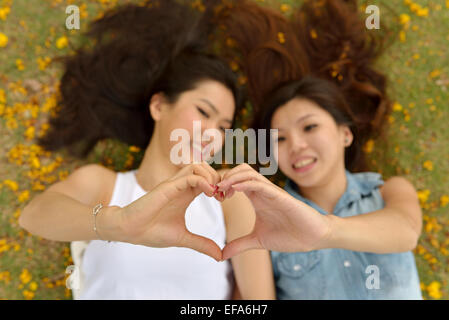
[214, 0, 393, 172]
[214, 0, 310, 112]
[37, 0, 242, 159]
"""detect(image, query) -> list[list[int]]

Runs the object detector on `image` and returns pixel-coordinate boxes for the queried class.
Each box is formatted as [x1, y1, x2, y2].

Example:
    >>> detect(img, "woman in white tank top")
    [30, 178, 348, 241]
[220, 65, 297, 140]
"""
[73, 170, 234, 299]
[21, 1, 275, 300]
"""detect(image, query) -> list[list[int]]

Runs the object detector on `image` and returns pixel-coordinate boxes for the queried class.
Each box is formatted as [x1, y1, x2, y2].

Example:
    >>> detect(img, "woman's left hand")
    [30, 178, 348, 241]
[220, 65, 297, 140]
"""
[217, 164, 333, 260]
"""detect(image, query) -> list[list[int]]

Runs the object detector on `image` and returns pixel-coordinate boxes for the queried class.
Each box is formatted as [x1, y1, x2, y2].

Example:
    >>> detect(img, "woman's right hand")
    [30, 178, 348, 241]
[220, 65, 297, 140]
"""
[114, 162, 223, 261]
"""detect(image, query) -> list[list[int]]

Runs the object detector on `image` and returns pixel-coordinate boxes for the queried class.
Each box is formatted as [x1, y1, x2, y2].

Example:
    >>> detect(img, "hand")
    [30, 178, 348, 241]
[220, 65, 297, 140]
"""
[217, 164, 333, 260]
[117, 162, 224, 261]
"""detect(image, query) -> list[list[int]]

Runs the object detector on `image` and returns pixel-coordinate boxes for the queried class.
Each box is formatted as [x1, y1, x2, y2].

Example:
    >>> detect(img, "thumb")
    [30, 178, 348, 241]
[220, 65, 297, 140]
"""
[178, 231, 223, 262]
[222, 233, 262, 260]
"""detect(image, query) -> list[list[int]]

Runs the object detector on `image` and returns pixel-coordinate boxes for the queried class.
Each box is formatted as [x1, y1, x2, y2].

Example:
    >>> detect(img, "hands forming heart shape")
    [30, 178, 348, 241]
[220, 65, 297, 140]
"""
[115, 162, 332, 261]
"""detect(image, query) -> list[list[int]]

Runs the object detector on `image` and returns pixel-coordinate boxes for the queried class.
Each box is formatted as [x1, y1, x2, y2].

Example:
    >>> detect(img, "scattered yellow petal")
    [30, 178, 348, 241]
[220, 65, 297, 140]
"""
[399, 13, 411, 26]
[363, 139, 374, 153]
[18, 190, 30, 203]
[16, 59, 25, 71]
[0, 32, 8, 47]
[417, 189, 430, 204]
[0, 7, 10, 21]
[416, 7, 429, 17]
[427, 281, 442, 299]
[440, 195, 449, 207]
[29, 281, 38, 291]
[399, 30, 406, 42]
[22, 290, 35, 300]
[393, 102, 403, 112]
[19, 269, 32, 285]
[429, 69, 441, 78]
[280, 4, 291, 13]
[278, 32, 285, 44]
[55, 36, 68, 49]
[3, 179, 18, 191]
[423, 160, 433, 171]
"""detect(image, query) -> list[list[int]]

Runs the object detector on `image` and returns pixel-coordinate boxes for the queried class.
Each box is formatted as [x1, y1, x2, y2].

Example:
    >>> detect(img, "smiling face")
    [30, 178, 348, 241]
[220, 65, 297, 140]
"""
[271, 97, 353, 189]
[150, 79, 235, 165]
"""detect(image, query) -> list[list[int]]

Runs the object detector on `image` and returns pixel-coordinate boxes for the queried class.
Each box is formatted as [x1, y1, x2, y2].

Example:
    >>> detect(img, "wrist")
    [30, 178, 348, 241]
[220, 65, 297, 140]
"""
[314, 213, 342, 250]
[96, 205, 127, 242]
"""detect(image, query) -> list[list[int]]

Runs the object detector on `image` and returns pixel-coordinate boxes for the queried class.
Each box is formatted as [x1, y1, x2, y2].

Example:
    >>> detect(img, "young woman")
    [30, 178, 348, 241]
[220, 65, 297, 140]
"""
[213, 0, 423, 299]
[217, 76, 423, 299]
[18, 1, 275, 300]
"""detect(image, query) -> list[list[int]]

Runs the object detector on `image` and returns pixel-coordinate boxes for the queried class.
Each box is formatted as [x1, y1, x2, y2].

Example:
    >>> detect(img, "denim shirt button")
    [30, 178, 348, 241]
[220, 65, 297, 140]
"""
[293, 264, 302, 271]
[344, 260, 351, 267]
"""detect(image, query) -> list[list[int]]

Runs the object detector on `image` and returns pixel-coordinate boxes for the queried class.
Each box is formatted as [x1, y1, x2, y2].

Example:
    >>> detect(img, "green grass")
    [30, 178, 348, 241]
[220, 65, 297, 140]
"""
[0, 0, 448, 300]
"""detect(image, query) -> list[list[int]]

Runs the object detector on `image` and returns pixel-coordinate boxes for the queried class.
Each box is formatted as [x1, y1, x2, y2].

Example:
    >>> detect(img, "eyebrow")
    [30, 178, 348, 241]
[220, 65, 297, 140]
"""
[277, 114, 316, 132]
[198, 98, 233, 124]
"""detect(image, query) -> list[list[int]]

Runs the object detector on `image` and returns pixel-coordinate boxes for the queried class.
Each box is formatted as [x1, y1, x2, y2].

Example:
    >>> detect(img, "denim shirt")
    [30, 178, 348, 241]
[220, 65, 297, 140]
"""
[271, 170, 422, 300]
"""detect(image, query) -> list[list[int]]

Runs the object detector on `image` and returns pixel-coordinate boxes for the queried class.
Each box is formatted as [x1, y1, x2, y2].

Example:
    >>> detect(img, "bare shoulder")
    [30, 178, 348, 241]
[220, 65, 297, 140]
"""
[379, 176, 417, 201]
[46, 163, 117, 207]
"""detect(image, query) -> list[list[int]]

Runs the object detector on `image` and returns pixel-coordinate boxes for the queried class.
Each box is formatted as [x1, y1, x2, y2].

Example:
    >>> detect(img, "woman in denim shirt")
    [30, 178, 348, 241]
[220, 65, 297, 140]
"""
[217, 76, 423, 299]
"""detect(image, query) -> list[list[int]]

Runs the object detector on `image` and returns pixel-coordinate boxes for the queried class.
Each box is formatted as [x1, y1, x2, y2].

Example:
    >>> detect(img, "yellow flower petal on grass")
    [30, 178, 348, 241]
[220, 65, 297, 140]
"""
[427, 281, 442, 299]
[417, 189, 430, 204]
[0, 32, 8, 47]
[423, 160, 433, 171]
[0, 7, 10, 21]
[393, 102, 403, 112]
[440, 195, 449, 207]
[56, 36, 68, 49]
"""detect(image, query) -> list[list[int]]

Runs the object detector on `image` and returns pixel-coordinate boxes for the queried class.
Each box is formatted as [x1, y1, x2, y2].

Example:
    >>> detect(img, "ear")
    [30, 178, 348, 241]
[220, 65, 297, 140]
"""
[340, 125, 354, 147]
[149, 93, 166, 122]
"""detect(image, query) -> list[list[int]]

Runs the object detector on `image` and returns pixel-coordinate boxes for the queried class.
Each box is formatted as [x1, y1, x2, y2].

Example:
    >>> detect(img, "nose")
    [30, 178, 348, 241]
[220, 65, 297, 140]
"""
[289, 133, 308, 154]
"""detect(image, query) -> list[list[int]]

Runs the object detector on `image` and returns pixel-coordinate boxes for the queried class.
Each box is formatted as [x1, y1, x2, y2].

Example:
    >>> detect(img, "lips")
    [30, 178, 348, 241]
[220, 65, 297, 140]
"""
[291, 156, 317, 173]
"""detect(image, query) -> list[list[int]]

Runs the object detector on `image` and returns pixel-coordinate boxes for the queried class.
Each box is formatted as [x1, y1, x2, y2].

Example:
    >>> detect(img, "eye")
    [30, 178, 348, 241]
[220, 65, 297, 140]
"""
[304, 124, 317, 132]
[277, 136, 286, 142]
[196, 106, 210, 119]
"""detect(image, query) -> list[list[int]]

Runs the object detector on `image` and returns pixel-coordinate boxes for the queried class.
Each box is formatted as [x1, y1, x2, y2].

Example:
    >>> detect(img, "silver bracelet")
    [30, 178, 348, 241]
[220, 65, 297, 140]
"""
[93, 203, 111, 243]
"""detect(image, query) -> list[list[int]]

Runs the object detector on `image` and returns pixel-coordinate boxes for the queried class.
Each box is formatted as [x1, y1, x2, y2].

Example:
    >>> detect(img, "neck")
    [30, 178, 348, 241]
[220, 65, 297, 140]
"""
[295, 166, 348, 214]
[134, 132, 179, 193]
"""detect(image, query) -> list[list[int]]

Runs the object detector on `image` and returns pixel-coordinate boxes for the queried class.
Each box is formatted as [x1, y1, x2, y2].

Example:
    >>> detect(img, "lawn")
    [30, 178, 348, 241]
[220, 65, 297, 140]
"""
[0, 0, 448, 300]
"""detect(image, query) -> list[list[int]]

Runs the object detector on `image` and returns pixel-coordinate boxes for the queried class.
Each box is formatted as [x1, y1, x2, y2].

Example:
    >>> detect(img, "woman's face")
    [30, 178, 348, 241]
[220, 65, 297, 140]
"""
[271, 98, 353, 189]
[151, 80, 235, 165]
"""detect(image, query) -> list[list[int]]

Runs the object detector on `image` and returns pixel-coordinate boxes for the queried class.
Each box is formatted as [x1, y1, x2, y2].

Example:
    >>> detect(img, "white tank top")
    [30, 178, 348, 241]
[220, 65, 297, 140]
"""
[79, 169, 234, 299]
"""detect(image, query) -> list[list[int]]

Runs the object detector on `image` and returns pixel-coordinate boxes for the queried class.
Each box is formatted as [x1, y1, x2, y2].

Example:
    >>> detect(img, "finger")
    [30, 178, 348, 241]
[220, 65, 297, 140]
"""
[169, 164, 213, 185]
[222, 233, 263, 260]
[224, 186, 235, 200]
[217, 169, 268, 192]
[190, 164, 215, 186]
[200, 161, 221, 186]
[165, 175, 215, 199]
[219, 163, 254, 183]
[198, 162, 222, 201]
[230, 180, 278, 200]
[179, 231, 223, 262]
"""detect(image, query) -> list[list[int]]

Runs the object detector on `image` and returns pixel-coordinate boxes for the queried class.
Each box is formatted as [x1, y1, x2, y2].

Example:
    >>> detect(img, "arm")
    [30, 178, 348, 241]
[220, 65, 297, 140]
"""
[220, 173, 276, 300]
[322, 176, 423, 253]
[20, 162, 223, 260]
[19, 164, 124, 242]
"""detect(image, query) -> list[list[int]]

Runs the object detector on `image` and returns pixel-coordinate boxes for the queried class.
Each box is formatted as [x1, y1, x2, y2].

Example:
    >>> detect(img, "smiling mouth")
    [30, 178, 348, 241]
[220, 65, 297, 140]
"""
[292, 158, 317, 169]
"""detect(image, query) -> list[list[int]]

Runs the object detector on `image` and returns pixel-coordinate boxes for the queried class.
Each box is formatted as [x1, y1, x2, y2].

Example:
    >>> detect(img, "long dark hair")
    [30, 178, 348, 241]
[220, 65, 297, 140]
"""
[36, 0, 242, 159]
[213, 0, 394, 172]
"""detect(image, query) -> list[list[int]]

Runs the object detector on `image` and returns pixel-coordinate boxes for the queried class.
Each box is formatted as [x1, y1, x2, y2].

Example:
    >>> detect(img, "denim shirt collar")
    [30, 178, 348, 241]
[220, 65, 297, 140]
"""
[284, 170, 384, 216]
